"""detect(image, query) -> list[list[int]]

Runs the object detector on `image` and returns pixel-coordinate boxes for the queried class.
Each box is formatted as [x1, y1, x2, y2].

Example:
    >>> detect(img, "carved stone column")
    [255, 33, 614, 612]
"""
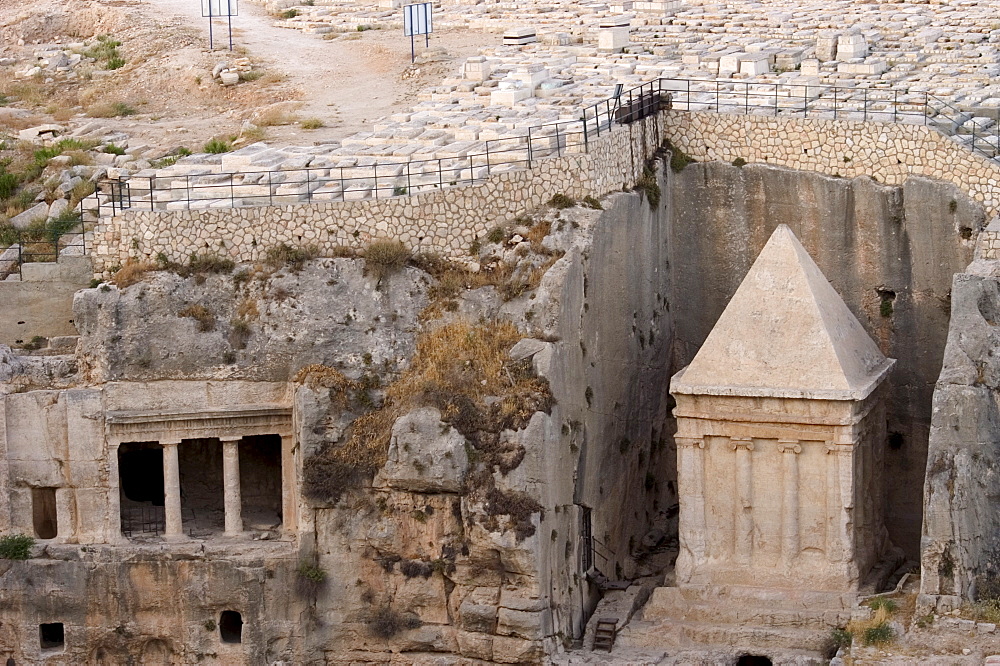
[106, 440, 126, 543]
[778, 439, 802, 565]
[161, 439, 184, 539]
[279, 432, 296, 534]
[677, 436, 707, 561]
[222, 437, 243, 536]
[731, 437, 754, 564]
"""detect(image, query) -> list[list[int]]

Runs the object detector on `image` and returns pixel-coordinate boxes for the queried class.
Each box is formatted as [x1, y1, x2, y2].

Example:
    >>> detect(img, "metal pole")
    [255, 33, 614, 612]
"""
[209, 0, 214, 51]
[556, 123, 562, 158]
[924, 92, 928, 126]
[803, 85, 807, 118]
[863, 87, 868, 122]
[527, 126, 533, 168]
[893, 89, 898, 124]
[774, 82, 778, 116]
[406, 161, 412, 193]
[411, 34, 415, 64]
[744, 82, 748, 115]
[306, 168, 312, 202]
[228, 8, 233, 51]
[372, 164, 377, 200]
[268, 171, 273, 206]
[485, 141, 490, 175]
[834, 87, 838, 120]
[438, 158, 443, 189]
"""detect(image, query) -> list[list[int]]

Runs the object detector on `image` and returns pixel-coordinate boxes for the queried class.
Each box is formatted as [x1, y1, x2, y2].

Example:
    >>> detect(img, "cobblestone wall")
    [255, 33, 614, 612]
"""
[92, 109, 998, 274]
[90, 115, 667, 273]
[663, 112, 1000, 217]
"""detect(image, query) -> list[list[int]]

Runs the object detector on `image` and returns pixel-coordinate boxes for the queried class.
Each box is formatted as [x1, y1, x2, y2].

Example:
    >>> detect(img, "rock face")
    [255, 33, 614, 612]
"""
[374, 407, 469, 493]
[74, 258, 428, 383]
[921, 269, 1000, 602]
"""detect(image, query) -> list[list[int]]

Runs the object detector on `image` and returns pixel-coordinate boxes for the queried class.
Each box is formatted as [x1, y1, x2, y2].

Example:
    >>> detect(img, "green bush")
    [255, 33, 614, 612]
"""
[862, 622, 893, 646]
[548, 193, 576, 209]
[635, 167, 661, 208]
[868, 597, 898, 614]
[280, 9, 299, 18]
[104, 144, 126, 155]
[0, 172, 18, 199]
[204, 138, 232, 154]
[0, 534, 34, 560]
[732, 157, 747, 168]
[105, 56, 126, 70]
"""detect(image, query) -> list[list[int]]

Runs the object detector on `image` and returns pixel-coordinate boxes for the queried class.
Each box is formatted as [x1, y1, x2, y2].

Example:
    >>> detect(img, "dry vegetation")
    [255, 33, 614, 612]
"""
[302, 318, 552, 542]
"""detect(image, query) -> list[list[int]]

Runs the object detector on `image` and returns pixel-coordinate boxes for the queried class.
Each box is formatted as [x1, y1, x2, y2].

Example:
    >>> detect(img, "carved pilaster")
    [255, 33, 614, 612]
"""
[778, 439, 801, 565]
[677, 436, 707, 560]
[731, 437, 754, 563]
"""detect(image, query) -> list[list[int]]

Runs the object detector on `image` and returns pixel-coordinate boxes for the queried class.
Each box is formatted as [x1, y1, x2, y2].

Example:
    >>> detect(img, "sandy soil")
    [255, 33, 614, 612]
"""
[0, 0, 488, 151]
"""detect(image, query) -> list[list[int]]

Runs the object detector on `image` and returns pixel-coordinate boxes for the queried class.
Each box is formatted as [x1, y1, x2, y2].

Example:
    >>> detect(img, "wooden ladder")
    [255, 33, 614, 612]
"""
[592, 617, 618, 652]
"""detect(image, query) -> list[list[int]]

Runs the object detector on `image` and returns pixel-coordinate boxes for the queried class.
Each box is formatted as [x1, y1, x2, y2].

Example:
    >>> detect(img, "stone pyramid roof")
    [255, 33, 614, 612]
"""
[671, 225, 894, 400]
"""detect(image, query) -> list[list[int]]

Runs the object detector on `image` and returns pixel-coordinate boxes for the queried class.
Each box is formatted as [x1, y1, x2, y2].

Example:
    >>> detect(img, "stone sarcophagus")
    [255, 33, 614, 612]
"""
[670, 225, 895, 593]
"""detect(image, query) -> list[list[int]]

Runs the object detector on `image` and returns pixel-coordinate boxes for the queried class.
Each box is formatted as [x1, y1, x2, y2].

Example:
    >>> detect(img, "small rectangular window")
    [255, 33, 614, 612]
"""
[39, 623, 64, 650]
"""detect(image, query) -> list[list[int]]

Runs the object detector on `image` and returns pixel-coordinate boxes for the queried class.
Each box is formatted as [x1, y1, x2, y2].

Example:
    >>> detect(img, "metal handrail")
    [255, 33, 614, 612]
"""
[94, 75, 1000, 218]
[95, 80, 667, 216]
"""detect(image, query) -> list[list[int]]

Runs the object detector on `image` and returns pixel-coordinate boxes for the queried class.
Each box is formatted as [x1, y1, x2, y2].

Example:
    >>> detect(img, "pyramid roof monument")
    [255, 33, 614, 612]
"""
[671, 225, 894, 401]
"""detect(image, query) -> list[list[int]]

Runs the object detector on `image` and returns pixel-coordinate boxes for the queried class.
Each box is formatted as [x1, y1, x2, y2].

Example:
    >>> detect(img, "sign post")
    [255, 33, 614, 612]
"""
[201, 0, 239, 51]
[403, 3, 433, 63]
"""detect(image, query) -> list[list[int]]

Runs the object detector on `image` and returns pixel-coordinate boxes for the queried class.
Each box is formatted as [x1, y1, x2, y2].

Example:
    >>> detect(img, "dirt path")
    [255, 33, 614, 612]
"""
[142, 0, 486, 143]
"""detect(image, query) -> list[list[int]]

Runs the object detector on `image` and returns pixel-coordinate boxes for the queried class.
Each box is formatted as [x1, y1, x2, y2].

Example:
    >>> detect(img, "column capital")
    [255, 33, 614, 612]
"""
[676, 436, 705, 449]
[731, 436, 754, 451]
[826, 442, 854, 454]
[777, 439, 802, 454]
[160, 438, 183, 447]
[219, 435, 243, 444]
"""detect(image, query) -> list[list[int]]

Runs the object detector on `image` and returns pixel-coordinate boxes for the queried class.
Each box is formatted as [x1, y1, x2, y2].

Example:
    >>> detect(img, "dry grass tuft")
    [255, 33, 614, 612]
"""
[110, 259, 156, 288]
[178, 304, 216, 332]
[236, 297, 259, 321]
[254, 107, 298, 127]
[364, 239, 410, 283]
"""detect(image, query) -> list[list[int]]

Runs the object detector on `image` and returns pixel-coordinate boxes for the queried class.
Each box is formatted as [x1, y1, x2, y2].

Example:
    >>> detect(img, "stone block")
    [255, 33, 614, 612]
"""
[491, 635, 543, 664]
[11, 202, 50, 230]
[497, 608, 544, 640]
[373, 407, 469, 493]
[598, 27, 630, 53]
[456, 631, 493, 660]
[502, 28, 536, 46]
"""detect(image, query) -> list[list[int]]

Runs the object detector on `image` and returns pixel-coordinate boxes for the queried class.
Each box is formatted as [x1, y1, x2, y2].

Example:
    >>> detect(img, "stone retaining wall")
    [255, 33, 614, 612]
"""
[663, 112, 1000, 217]
[90, 114, 666, 273]
[92, 109, 999, 274]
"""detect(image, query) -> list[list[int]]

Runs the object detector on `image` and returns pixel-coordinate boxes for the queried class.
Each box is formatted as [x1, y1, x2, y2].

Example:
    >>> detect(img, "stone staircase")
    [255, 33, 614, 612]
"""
[617, 584, 853, 655]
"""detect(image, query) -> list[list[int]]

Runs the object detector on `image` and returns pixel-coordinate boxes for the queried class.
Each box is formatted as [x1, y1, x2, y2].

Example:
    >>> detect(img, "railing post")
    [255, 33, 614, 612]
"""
[744, 82, 749, 115]
[230, 174, 236, 207]
[834, 87, 838, 120]
[438, 158, 443, 188]
[686, 78, 690, 112]
[803, 84, 808, 118]
[924, 92, 928, 126]
[186, 175, 191, 211]
[406, 160, 412, 193]
[372, 164, 377, 200]
[716, 80, 720, 112]
[268, 171, 273, 206]
[863, 87, 868, 122]
[556, 123, 562, 158]
[527, 126, 533, 168]
[774, 82, 778, 116]
[340, 166, 345, 201]
[893, 89, 898, 124]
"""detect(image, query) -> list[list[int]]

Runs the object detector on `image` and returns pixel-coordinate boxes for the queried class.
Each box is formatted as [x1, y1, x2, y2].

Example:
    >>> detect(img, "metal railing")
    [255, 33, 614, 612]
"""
[659, 77, 1000, 162]
[94, 76, 1000, 218]
[96, 80, 669, 216]
[0, 230, 87, 280]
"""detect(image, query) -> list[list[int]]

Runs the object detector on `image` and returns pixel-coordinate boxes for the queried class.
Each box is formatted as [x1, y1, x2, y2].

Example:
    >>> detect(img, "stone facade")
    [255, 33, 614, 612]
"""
[669, 226, 896, 593]
[90, 114, 666, 273]
[663, 112, 1000, 218]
